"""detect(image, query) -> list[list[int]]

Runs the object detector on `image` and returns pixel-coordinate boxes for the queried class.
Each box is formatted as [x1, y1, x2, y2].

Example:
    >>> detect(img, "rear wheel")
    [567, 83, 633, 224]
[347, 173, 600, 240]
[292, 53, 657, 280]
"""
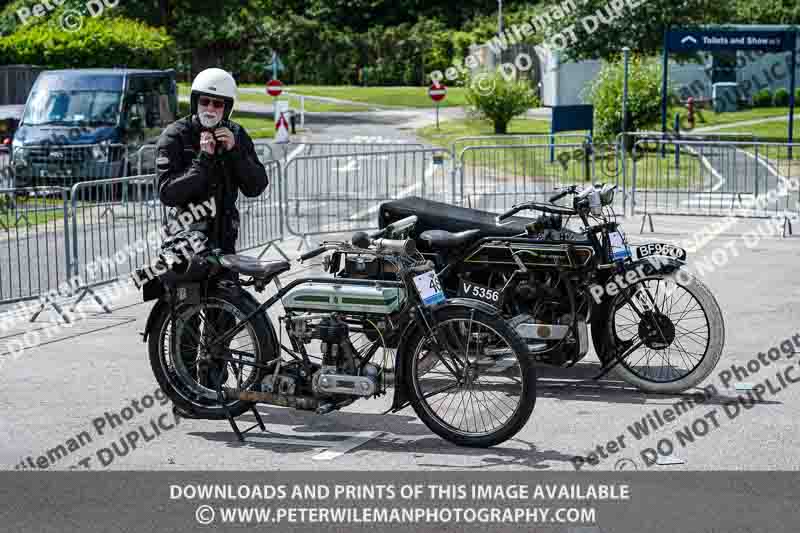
[148, 285, 276, 419]
[402, 307, 536, 447]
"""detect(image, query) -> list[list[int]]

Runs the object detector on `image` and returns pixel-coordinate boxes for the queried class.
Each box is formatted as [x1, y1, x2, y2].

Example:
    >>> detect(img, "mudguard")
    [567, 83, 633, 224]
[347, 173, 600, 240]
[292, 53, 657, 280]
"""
[140, 282, 265, 343]
[389, 297, 500, 411]
[142, 298, 169, 343]
[626, 254, 685, 277]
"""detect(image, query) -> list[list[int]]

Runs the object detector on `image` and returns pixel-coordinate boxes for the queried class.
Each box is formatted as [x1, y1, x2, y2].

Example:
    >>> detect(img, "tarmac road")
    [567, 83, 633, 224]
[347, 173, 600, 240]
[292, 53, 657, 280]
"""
[1, 216, 799, 472]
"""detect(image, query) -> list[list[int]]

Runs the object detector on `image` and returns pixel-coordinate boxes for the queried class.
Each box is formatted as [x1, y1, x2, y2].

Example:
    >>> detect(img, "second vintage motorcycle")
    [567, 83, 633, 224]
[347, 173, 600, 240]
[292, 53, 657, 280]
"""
[379, 184, 725, 394]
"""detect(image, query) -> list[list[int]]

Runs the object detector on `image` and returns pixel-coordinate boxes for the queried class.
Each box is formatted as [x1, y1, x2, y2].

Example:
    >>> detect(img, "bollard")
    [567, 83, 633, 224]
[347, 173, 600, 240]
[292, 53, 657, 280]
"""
[674, 113, 681, 170]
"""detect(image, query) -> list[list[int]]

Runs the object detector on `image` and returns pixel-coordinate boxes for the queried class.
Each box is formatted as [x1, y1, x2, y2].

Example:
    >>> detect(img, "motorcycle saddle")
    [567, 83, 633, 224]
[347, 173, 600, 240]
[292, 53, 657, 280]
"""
[219, 255, 290, 279]
[420, 229, 481, 250]
[379, 196, 530, 238]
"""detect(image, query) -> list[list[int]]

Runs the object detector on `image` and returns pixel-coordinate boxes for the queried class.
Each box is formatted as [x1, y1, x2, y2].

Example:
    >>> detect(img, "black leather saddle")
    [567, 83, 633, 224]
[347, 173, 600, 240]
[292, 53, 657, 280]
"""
[379, 196, 530, 239]
[219, 255, 290, 279]
[420, 229, 481, 250]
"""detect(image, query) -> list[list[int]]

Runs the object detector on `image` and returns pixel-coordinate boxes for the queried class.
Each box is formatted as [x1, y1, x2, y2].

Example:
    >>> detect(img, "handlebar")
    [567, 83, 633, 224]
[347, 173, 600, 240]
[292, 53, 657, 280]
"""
[299, 237, 417, 263]
[549, 190, 569, 203]
[300, 246, 330, 261]
[497, 204, 527, 222]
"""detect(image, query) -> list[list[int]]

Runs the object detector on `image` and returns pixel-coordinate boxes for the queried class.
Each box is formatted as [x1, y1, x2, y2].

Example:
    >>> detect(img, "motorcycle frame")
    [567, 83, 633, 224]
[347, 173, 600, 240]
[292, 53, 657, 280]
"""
[419, 204, 677, 379]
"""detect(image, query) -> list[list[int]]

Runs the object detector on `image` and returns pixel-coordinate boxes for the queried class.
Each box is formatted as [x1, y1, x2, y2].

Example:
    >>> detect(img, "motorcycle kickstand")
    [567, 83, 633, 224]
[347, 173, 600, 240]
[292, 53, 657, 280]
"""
[215, 372, 267, 442]
[591, 338, 644, 381]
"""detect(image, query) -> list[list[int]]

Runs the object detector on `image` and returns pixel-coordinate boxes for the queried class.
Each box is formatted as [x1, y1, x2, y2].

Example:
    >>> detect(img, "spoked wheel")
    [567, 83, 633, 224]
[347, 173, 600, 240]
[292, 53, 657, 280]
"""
[597, 272, 725, 393]
[148, 286, 275, 419]
[403, 307, 536, 447]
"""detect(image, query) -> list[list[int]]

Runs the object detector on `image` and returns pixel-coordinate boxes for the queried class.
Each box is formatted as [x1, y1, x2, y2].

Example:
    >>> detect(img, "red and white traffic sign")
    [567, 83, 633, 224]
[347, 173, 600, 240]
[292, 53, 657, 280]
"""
[275, 113, 290, 143]
[266, 79, 283, 97]
[428, 83, 447, 102]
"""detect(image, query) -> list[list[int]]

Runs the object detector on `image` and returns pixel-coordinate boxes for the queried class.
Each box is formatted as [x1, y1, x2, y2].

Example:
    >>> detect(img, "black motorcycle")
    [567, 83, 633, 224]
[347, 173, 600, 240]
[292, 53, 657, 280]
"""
[379, 184, 725, 394]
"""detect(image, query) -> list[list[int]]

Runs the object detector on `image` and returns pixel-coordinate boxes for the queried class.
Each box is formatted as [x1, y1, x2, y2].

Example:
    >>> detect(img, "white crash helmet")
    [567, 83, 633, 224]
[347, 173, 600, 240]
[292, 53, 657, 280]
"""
[190, 68, 237, 120]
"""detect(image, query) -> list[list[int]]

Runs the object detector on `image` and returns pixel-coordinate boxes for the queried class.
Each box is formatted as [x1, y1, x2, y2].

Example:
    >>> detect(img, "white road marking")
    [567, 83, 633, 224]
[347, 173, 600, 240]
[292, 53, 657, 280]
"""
[348, 181, 422, 221]
[656, 454, 685, 466]
[312, 430, 382, 461]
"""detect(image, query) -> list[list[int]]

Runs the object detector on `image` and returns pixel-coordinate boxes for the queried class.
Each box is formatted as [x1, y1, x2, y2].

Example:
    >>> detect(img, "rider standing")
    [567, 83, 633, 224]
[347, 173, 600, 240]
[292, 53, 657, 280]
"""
[156, 67, 268, 252]
[155, 69, 268, 417]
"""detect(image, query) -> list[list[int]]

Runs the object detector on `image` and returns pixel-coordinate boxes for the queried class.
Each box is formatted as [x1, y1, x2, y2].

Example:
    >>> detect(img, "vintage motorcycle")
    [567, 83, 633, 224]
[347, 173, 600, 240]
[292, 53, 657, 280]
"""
[134, 216, 536, 448]
[378, 184, 725, 393]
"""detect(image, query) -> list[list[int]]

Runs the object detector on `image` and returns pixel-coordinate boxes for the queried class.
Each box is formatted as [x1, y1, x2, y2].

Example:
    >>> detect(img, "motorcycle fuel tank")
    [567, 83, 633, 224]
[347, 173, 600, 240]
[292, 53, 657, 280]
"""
[282, 283, 406, 315]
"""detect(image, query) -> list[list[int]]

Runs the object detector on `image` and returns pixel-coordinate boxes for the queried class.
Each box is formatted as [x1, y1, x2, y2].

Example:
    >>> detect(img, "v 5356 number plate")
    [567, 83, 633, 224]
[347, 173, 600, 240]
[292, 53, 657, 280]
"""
[458, 279, 502, 307]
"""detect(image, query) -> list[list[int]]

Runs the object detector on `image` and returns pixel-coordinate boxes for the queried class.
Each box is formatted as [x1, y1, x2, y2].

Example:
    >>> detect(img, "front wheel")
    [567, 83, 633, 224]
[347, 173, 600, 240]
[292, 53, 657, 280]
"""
[401, 306, 536, 447]
[592, 270, 725, 393]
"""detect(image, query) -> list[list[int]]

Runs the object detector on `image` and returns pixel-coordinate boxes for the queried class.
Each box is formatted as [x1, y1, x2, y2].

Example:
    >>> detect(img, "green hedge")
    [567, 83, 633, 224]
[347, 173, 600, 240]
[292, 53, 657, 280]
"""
[774, 88, 790, 107]
[753, 89, 773, 107]
[587, 56, 664, 140]
[0, 15, 175, 69]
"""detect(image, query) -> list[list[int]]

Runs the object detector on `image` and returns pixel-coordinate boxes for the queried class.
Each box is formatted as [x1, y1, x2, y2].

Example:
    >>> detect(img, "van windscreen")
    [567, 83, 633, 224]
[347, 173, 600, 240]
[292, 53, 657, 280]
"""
[35, 73, 124, 92]
[22, 90, 121, 126]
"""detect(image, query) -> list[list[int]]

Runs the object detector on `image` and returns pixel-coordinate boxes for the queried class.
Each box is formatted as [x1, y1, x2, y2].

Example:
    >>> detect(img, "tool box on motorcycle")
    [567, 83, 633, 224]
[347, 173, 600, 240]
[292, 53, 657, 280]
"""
[379, 197, 531, 241]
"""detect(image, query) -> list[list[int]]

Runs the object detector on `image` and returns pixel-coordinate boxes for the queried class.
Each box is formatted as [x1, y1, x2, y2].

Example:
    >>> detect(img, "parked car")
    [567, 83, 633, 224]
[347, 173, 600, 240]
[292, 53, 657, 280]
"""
[11, 68, 177, 187]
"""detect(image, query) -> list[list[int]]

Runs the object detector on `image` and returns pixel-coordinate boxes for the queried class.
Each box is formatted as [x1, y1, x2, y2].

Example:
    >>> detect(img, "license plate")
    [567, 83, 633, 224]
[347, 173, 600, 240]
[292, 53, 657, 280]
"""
[609, 231, 631, 261]
[458, 279, 502, 307]
[633, 242, 687, 261]
[413, 270, 445, 306]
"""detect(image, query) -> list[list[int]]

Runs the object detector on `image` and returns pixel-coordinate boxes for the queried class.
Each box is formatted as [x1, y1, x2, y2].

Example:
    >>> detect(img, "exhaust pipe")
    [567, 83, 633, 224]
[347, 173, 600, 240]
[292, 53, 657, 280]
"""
[223, 387, 318, 411]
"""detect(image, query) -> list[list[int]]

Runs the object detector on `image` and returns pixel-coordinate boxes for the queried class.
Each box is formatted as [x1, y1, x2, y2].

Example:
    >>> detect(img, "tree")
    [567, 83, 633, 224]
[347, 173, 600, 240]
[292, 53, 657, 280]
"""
[465, 71, 540, 134]
[556, 0, 735, 61]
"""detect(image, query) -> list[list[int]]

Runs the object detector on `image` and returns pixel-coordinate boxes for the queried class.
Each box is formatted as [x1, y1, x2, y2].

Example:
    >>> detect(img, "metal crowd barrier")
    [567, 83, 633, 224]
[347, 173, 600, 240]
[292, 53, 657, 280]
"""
[68, 175, 164, 305]
[631, 139, 800, 221]
[131, 144, 157, 176]
[0, 187, 71, 306]
[236, 159, 286, 258]
[3, 133, 799, 312]
[282, 148, 453, 243]
[458, 143, 600, 214]
[300, 141, 425, 157]
[452, 133, 591, 166]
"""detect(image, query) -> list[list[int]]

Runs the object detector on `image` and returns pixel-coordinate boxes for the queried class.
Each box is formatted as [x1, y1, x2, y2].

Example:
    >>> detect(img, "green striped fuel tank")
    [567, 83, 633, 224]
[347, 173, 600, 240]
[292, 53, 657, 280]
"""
[282, 284, 406, 314]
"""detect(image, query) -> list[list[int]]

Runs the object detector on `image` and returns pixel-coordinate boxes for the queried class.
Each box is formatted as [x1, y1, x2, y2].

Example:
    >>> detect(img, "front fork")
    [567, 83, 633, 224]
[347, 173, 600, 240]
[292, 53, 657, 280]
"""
[414, 304, 469, 381]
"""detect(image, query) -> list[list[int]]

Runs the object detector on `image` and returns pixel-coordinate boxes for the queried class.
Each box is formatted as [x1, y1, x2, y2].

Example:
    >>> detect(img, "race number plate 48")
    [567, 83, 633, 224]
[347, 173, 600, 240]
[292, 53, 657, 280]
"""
[458, 279, 502, 307]
[413, 271, 445, 306]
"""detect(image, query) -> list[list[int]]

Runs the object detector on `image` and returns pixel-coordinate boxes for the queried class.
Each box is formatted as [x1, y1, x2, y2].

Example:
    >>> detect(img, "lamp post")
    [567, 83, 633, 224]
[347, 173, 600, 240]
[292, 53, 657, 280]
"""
[498, 0, 504, 35]
[622, 46, 630, 214]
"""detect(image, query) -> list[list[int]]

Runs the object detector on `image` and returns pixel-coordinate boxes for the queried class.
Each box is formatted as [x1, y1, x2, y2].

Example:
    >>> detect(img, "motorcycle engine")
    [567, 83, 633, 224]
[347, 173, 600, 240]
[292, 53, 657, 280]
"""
[512, 273, 590, 366]
[284, 313, 382, 401]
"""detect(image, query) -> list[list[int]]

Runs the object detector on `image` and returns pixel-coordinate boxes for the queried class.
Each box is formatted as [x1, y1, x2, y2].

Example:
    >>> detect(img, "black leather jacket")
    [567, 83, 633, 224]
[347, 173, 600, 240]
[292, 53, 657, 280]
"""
[156, 115, 269, 252]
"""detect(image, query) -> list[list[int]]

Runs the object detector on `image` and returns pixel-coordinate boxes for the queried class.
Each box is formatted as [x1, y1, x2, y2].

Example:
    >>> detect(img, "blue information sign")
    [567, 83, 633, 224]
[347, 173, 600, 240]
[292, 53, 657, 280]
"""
[666, 29, 794, 53]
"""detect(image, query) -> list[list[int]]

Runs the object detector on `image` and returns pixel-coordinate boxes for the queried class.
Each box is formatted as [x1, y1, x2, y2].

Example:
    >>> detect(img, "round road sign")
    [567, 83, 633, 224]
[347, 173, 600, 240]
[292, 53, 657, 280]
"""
[267, 79, 283, 97]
